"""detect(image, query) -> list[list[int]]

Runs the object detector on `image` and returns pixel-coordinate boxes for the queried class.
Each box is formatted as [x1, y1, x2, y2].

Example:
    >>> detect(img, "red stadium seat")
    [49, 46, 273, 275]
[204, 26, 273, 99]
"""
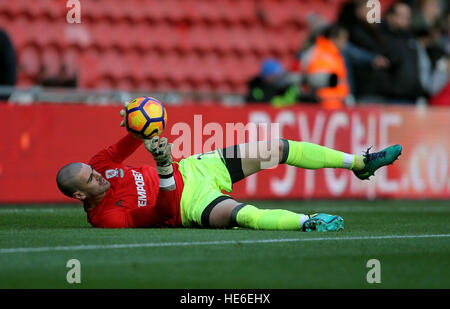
[202, 53, 225, 86]
[0, 1, 16, 18]
[246, 26, 271, 56]
[6, 16, 32, 50]
[19, 46, 41, 78]
[44, 0, 66, 20]
[102, 0, 128, 23]
[195, 0, 221, 25]
[0, 14, 13, 33]
[231, 0, 258, 26]
[116, 78, 135, 91]
[283, 0, 307, 27]
[173, 25, 194, 53]
[96, 76, 115, 90]
[109, 23, 133, 52]
[26, 0, 64, 20]
[8, 0, 29, 18]
[209, 25, 233, 55]
[100, 50, 128, 81]
[88, 22, 113, 51]
[223, 55, 253, 88]
[177, 0, 201, 23]
[64, 21, 92, 50]
[227, 25, 252, 55]
[142, 53, 167, 84]
[183, 53, 207, 87]
[128, 23, 153, 52]
[265, 28, 290, 56]
[258, 0, 291, 28]
[82, 0, 107, 23]
[139, 0, 166, 22]
[162, 0, 185, 23]
[32, 19, 68, 49]
[77, 50, 101, 88]
[61, 48, 80, 78]
[188, 25, 214, 54]
[121, 0, 147, 24]
[40, 46, 62, 77]
[150, 23, 179, 52]
[163, 52, 188, 87]
[120, 52, 143, 84]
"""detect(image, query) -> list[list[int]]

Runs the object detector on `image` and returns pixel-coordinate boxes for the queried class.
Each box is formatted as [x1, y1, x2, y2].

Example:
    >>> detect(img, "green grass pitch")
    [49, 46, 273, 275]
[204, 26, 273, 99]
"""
[0, 200, 449, 289]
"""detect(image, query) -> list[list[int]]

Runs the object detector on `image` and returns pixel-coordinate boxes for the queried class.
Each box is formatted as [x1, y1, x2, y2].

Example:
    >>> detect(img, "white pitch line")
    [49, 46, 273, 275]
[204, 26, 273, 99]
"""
[1, 234, 449, 254]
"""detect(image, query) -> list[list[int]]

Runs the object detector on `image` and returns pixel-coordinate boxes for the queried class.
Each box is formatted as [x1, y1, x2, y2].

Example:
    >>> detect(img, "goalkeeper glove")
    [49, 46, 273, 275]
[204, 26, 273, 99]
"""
[144, 136, 175, 190]
[119, 101, 129, 128]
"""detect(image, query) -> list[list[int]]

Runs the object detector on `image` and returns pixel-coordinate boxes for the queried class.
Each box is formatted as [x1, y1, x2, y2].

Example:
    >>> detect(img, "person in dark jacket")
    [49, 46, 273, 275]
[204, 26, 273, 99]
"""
[380, 2, 425, 103]
[0, 28, 17, 101]
[337, 0, 394, 102]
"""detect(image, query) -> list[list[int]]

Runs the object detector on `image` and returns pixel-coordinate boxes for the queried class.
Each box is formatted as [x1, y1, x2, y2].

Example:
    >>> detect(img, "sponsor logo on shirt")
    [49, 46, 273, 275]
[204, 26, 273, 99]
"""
[131, 170, 147, 207]
[106, 168, 125, 179]
[105, 168, 118, 179]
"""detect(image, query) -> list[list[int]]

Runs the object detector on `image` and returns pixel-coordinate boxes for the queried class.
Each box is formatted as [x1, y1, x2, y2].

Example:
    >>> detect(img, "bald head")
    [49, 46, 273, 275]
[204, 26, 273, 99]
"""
[56, 162, 111, 202]
[56, 162, 83, 198]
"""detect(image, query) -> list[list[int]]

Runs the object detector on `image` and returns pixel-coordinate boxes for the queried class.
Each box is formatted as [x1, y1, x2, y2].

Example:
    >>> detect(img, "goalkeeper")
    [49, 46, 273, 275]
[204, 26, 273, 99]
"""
[56, 107, 402, 232]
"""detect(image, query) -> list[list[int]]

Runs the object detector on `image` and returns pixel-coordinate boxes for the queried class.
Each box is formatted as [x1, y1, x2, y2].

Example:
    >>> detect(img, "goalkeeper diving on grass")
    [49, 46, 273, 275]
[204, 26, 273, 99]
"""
[56, 103, 402, 232]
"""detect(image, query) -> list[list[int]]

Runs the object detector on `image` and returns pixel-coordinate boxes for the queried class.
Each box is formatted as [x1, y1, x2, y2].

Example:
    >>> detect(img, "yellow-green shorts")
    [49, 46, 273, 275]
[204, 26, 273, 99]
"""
[178, 149, 240, 228]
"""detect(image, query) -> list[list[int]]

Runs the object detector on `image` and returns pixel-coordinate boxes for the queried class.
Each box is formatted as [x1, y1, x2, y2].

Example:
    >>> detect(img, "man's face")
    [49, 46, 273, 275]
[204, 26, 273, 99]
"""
[356, 2, 371, 22]
[389, 4, 411, 31]
[74, 163, 110, 200]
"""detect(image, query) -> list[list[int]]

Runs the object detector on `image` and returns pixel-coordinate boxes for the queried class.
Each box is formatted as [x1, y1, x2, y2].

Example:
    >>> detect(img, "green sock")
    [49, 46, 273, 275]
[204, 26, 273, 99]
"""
[284, 140, 361, 170]
[233, 204, 307, 231]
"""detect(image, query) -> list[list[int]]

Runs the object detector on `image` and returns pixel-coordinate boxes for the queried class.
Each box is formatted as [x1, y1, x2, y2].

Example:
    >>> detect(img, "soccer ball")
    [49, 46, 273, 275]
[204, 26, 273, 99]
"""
[124, 97, 167, 139]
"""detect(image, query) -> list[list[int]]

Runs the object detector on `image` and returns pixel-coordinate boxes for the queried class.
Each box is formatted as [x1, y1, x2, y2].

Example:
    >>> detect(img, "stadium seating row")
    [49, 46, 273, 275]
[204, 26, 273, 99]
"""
[18, 46, 292, 93]
[1, 17, 306, 56]
[0, 0, 344, 26]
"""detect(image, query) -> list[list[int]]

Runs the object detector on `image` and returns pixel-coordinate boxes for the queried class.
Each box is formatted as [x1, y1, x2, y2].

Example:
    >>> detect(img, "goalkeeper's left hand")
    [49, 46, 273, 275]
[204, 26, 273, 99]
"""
[144, 136, 173, 177]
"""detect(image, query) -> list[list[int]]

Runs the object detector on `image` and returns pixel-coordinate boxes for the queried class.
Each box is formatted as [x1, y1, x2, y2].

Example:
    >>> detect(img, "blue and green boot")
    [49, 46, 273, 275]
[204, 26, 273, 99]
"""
[302, 213, 344, 232]
[354, 145, 402, 180]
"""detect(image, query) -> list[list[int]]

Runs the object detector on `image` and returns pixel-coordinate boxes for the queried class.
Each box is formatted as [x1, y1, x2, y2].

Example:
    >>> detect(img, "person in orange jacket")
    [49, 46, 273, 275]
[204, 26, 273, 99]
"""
[301, 25, 350, 109]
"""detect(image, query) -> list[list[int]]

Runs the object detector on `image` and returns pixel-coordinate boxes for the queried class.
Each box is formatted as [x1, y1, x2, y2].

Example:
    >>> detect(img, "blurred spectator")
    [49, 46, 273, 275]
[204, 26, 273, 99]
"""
[245, 58, 301, 107]
[444, 12, 450, 54]
[338, 0, 394, 102]
[380, 2, 425, 103]
[337, 1, 391, 97]
[297, 13, 330, 55]
[411, 0, 442, 31]
[343, 41, 390, 96]
[300, 24, 350, 109]
[0, 27, 17, 101]
[427, 9, 450, 106]
[415, 26, 448, 97]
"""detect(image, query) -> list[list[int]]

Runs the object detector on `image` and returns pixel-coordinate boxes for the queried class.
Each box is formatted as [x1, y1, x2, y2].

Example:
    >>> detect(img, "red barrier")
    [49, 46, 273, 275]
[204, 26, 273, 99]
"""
[0, 103, 449, 202]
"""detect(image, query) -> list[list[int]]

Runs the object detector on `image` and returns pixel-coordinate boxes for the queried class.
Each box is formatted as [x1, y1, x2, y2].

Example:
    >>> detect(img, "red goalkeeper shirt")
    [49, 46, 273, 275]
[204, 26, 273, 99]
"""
[86, 134, 184, 228]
